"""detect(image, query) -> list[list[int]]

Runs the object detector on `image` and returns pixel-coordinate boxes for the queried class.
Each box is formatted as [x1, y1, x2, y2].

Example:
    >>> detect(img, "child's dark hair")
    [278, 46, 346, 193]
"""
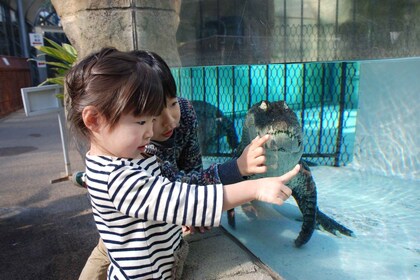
[66, 47, 165, 142]
[129, 50, 177, 99]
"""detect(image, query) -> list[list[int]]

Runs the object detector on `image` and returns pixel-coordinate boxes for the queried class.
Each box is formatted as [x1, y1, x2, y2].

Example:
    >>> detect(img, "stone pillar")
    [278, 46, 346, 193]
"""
[51, 0, 182, 66]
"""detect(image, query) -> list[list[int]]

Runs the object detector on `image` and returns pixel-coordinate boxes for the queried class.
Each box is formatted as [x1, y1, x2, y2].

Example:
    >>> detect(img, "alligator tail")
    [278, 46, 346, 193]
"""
[292, 163, 317, 247]
[293, 188, 317, 247]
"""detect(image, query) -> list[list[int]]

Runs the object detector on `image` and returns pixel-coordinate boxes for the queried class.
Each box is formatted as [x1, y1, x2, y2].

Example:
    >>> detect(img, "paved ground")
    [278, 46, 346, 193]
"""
[0, 110, 283, 280]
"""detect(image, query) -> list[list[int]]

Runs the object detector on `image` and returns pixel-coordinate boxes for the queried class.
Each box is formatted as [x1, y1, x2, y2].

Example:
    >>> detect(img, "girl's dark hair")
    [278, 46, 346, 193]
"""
[129, 50, 177, 98]
[65, 47, 165, 142]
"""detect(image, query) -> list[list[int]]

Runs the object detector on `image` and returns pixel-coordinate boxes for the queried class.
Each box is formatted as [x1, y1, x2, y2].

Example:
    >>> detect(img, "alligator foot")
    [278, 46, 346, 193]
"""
[227, 208, 236, 229]
[241, 202, 258, 219]
[316, 209, 354, 237]
[227, 202, 259, 229]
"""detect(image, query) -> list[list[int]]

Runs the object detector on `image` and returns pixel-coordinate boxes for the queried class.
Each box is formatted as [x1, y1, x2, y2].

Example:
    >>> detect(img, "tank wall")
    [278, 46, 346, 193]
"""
[352, 57, 420, 180]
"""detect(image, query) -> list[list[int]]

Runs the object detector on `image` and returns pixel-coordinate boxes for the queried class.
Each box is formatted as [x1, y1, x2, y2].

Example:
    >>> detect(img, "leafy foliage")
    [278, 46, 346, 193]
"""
[31, 37, 77, 87]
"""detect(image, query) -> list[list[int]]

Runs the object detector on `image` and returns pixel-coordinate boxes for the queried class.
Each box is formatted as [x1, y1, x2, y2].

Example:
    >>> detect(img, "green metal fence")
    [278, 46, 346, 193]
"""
[172, 61, 360, 167]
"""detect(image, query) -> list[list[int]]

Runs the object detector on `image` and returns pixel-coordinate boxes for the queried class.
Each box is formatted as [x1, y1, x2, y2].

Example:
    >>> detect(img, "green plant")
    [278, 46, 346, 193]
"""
[31, 37, 77, 87]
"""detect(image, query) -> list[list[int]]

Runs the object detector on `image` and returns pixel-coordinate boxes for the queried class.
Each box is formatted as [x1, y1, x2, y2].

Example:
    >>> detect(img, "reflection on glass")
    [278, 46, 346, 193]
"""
[177, 0, 420, 66]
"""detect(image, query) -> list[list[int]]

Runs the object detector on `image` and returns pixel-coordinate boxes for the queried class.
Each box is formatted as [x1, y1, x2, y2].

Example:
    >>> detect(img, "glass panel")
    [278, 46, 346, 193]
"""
[177, 0, 420, 66]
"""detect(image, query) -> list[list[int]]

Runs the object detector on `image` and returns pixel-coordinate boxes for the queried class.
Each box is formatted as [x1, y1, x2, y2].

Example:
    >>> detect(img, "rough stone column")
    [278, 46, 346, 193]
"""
[51, 0, 182, 66]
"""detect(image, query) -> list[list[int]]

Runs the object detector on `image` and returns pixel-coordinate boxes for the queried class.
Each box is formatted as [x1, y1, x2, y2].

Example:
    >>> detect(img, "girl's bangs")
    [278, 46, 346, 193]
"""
[130, 68, 165, 117]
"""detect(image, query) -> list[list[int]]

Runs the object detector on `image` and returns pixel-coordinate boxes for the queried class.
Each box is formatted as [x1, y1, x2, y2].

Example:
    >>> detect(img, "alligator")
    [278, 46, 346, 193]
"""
[227, 100, 353, 247]
[191, 100, 238, 156]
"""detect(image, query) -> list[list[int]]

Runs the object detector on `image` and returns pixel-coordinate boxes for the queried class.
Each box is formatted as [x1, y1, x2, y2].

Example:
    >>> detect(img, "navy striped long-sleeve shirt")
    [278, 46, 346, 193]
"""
[85, 154, 223, 279]
[147, 97, 244, 185]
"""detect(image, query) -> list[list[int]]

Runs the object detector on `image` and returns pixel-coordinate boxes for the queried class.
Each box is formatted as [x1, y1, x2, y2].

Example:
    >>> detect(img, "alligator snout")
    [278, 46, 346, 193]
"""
[265, 133, 301, 153]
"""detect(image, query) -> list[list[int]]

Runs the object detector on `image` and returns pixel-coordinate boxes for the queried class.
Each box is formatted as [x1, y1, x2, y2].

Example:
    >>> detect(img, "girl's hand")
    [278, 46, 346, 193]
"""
[237, 135, 270, 176]
[255, 164, 300, 205]
[222, 164, 300, 211]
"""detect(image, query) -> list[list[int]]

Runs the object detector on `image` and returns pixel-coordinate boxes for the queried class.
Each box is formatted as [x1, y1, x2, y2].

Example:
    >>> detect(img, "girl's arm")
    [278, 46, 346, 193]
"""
[161, 135, 270, 186]
[218, 135, 270, 184]
[107, 158, 299, 228]
[158, 98, 270, 186]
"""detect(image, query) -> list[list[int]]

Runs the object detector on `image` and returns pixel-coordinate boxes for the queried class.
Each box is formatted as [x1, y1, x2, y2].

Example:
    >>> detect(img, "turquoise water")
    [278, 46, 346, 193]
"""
[174, 61, 360, 166]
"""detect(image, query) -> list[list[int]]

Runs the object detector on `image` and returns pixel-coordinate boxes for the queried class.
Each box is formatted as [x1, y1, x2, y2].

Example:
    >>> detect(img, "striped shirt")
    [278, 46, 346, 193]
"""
[85, 154, 223, 279]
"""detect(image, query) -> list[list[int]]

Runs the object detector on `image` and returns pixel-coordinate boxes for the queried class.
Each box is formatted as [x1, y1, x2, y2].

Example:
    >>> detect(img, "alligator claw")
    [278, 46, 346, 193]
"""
[227, 208, 236, 229]
[241, 202, 258, 219]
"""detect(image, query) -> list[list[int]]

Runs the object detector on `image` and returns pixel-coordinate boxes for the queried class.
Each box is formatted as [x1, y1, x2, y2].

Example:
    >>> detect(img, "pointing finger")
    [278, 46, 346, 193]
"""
[279, 164, 300, 184]
[251, 134, 270, 149]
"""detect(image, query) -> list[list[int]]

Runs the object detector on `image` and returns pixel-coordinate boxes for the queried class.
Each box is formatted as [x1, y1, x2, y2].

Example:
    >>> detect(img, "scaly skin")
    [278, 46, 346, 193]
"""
[289, 160, 317, 247]
[227, 100, 353, 247]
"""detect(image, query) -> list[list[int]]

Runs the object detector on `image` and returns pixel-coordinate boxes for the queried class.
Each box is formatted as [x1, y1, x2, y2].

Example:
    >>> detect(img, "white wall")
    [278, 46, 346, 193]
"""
[351, 57, 420, 180]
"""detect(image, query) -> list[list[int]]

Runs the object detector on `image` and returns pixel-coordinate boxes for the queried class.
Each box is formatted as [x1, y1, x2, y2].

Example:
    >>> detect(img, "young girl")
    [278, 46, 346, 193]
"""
[67, 47, 299, 279]
[79, 50, 275, 280]
[74, 51, 266, 189]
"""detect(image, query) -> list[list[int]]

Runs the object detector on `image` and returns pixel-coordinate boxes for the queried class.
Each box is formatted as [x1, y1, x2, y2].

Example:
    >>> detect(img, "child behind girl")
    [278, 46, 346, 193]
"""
[66, 47, 299, 279]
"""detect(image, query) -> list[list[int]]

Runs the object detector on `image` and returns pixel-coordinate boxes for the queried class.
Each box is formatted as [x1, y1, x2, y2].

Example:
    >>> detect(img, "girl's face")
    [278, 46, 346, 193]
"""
[92, 113, 155, 158]
[152, 97, 181, 142]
